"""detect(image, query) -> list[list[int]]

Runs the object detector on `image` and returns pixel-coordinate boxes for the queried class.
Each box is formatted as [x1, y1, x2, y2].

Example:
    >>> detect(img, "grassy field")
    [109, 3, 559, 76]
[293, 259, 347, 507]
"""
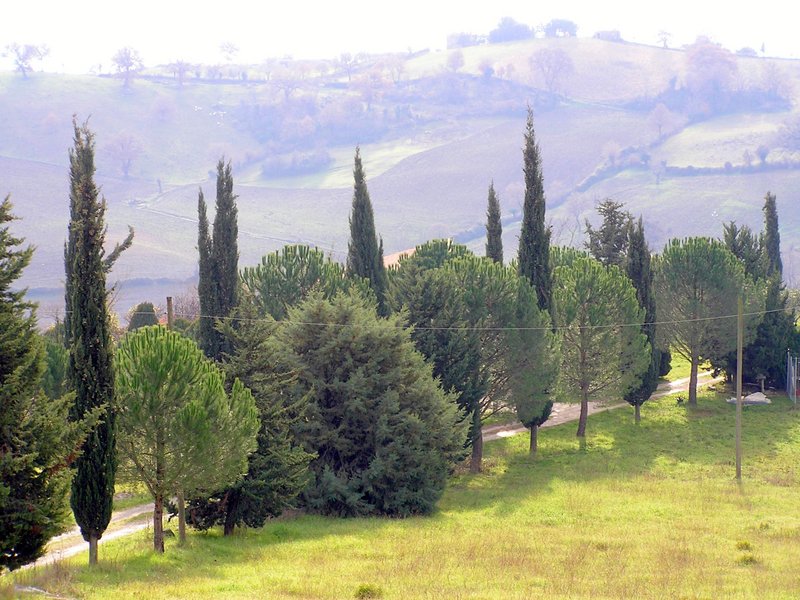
[11, 387, 800, 599]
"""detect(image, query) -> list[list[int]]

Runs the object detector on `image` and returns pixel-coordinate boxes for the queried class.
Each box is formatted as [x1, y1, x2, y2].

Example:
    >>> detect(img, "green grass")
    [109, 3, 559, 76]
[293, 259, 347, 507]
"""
[15, 388, 800, 599]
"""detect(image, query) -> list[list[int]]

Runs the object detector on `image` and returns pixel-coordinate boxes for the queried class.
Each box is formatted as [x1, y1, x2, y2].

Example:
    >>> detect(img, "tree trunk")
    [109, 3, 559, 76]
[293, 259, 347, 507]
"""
[223, 490, 238, 536]
[153, 494, 165, 553]
[635, 403, 641, 424]
[88, 534, 98, 565]
[688, 350, 699, 406]
[470, 433, 483, 474]
[529, 425, 538, 455]
[576, 386, 589, 439]
[177, 490, 186, 546]
[469, 407, 482, 473]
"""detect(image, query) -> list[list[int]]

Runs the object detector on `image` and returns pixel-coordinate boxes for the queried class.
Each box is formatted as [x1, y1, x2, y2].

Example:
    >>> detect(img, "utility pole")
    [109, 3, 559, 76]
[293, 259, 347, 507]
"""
[167, 296, 187, 544]
[735, 294, 743, 480]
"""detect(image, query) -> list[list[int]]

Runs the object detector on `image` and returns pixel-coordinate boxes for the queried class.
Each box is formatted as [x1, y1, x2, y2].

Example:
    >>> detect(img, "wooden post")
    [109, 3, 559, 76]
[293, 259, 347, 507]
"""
[735, 294, 743, 480]
[166, 296, 187, 545]
[166, 296, 174, 330]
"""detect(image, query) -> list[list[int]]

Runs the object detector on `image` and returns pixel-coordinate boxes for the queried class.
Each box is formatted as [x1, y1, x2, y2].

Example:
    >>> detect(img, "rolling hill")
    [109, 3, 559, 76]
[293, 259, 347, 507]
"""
[1, 36, 798, 320]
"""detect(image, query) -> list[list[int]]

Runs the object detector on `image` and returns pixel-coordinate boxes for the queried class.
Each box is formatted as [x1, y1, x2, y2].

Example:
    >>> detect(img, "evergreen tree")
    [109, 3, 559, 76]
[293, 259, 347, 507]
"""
[762, 191, 782, 277]
[552, 248, 650, 442]
[346, 147, 388, 316]
[64, 120, 119, 566]
[624, 218, 660, 422]
[197, 160, 239, 361]
[116, 326, 258, 552]
[186, 303, 313, 535]
[517, 105, 552, 314]
[654, 238, 762, 405]
[723, 222, 762, 280]
[743, 194, 798, 387]
[197, 189, 214, 356]
[240, 244, 371, 320]
[584, 199, 631, 268]
[127, 301, 159, 331]
[270, 291, 466, 516]
[485, 182, 503, 263]
[0, 196, 94, 570]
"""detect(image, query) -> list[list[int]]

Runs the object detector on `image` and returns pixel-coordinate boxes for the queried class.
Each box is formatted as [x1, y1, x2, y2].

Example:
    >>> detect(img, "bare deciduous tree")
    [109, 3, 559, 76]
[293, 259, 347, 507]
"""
[112, 47, 143, 88]
[4, 43, 48, 78]
[531, 48, 574, 94]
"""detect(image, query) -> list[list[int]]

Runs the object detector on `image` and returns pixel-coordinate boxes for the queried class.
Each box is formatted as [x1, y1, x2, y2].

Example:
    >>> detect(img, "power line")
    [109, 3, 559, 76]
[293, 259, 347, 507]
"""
[86, 302, 800, 333]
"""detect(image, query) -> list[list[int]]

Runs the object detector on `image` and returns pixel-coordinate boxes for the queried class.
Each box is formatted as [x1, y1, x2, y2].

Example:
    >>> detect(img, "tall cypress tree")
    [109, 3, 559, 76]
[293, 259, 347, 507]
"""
[197, 159, 239, 361]
[485, 181, 503, 263]
[624, 217, 660, 422]
[762, 191, 782, 277]
[517, 106, 552, 314]
[64, 120, 117, 566]
[743, 192, 798, 387]
[346, 147, 388, 315]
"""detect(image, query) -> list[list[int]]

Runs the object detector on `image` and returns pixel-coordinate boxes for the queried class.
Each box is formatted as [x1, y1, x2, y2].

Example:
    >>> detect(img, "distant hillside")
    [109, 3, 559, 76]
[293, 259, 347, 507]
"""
[2, 36, 799, 321]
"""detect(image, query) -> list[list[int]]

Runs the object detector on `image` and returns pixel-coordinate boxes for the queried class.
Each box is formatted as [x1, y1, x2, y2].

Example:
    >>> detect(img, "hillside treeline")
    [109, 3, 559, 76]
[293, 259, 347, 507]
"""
[2, 110, 798, 570]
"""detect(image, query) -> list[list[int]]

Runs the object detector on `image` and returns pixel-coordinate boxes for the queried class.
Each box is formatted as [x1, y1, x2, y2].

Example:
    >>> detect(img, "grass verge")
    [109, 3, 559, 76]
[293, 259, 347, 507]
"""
[13, 388, 800, 599]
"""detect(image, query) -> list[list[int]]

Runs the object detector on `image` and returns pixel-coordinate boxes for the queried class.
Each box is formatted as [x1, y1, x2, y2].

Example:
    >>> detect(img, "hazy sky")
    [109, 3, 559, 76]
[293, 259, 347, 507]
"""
[3, 0, 798, 73]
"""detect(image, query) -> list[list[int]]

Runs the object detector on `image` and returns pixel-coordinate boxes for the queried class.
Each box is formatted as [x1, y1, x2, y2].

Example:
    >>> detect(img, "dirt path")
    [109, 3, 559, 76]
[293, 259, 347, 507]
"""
[482, 371, 720, 442]
[23, 503, 154, 570]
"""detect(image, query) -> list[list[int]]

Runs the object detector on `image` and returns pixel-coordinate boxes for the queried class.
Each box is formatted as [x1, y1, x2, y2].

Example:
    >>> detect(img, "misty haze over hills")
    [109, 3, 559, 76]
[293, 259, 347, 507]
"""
[1, 24, 799, 320]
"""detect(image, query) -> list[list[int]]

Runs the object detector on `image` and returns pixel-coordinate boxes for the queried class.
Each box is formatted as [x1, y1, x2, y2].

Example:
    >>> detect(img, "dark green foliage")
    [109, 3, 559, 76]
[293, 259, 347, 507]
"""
[42, 337, 69, 400]
[241, 244, 370, 320]
[0, 196, 91, 570]
[761, 192, 782, 277]
[127, 302, 159, 331]
[266, 291, 466, 517]
[585, 199, 631, 268]
[64, 120, 118, 558]
[187, 303, 313, 535]
[485, 182, 503, 264]
[388, 242, 487, 455]
[723, 222, 762, 280]
[197, 160, 239, 361]
[346, 147, 388, 316]
[624, 217, 660, 418]
[659, 349, 672, 377]
[517, 106, 552, 314]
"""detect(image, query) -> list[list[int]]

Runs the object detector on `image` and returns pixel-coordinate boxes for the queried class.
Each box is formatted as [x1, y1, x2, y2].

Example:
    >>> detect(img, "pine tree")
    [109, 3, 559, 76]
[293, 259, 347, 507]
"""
[517, 105, 552, 314]
[0, 196, 94, 570]
[585, 199, 631, 268]
[64, 120, 118, 566]
[346, 147, 388, 316]
[197, 160, 239, 361]
[485, 181, 503, 263]
[624, 217, 660, 422]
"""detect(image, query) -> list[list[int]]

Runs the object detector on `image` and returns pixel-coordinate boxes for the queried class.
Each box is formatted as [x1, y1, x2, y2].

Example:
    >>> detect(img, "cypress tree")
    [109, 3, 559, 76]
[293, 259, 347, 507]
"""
[346, 147, 388, 316]
[585, 199, 631, 268]
[64, 120, 117, 566]
[197, 159, 239, 361]
[762, 191, 782, 277]
[517, 105, 552, 314]
[624, 217, 660, 422]
[485, 181, 503, 263]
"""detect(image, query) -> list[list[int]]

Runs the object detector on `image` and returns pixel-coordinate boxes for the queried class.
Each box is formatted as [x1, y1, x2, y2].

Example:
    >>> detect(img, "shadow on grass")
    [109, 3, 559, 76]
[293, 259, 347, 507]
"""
[448, 388, 800, 516]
